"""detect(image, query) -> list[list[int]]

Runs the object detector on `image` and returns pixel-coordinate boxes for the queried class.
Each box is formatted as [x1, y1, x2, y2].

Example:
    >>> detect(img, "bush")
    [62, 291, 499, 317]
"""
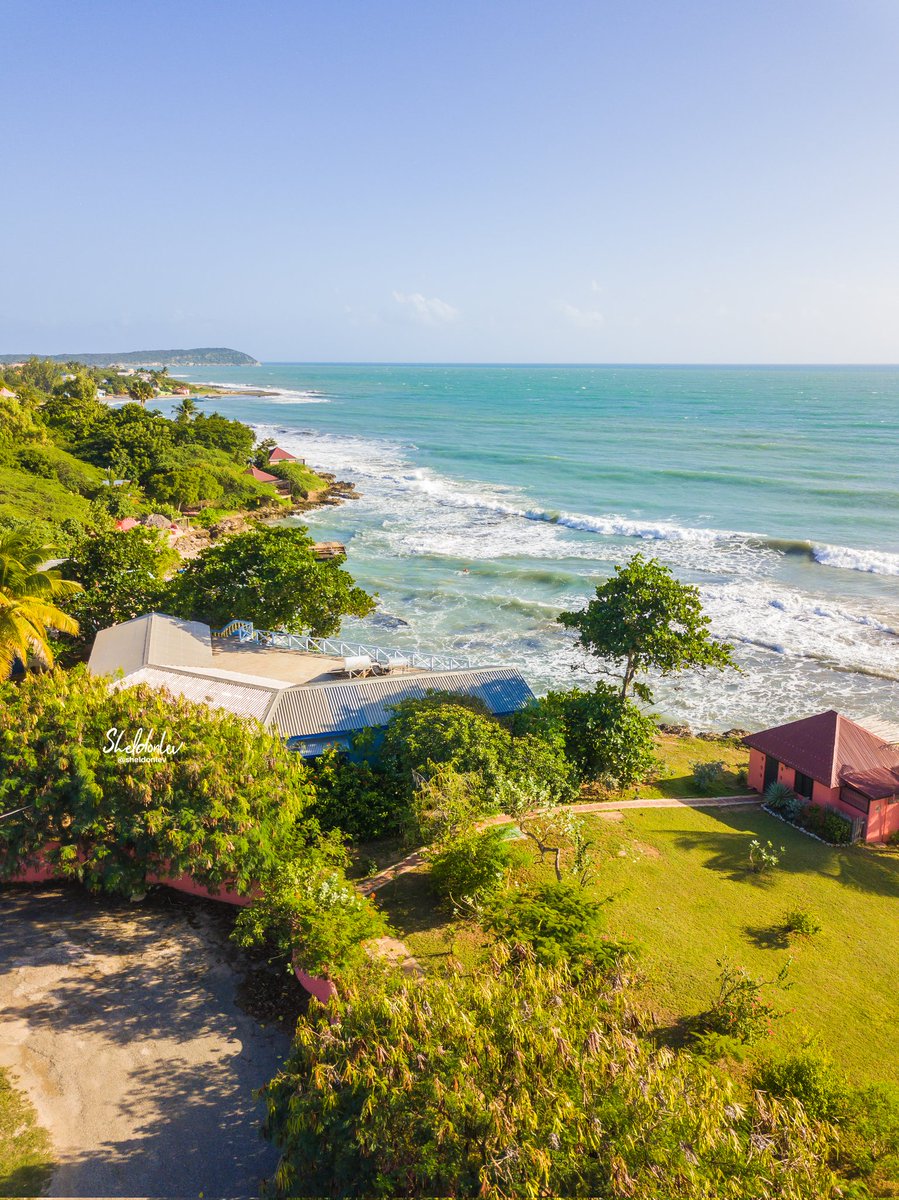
[484, 879, 634, 976]
[692, 760, 726, 793]
[782, 907, 822, 939]
[0, 667, 317, 897]
[748, 838, 784, 873]
[701, 957, 791, 1044]
[309, 747, 402, 842]
[754, 1051, 846, 1121]
[540, 683, 658, 787]
[259, 950, 838, 1199]
[429, 828, 510, 907]
[233, 852, 388, 981]
[799, 804, 852, 844]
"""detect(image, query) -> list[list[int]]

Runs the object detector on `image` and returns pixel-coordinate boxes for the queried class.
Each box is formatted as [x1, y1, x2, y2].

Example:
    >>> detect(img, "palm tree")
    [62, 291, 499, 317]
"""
[174, 396, 198, 422]
[0, 530, 83, 677]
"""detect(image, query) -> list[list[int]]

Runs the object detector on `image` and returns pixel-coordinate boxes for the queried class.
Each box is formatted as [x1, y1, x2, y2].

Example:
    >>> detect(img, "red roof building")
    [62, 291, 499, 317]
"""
[114, 517, 140, 532]
[268, 446, 298, 463]
[245, 465, 280, 483]
[744, 710, 899, 843]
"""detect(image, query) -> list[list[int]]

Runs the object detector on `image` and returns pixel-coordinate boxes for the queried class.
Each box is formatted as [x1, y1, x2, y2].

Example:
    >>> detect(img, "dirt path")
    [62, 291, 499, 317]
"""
[0, 885, 287, 1198]
[359, 794, 759, 895]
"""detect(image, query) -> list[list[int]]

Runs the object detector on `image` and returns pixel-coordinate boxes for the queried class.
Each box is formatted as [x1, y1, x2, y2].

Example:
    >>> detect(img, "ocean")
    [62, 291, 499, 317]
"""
[164, 364, 899, 731]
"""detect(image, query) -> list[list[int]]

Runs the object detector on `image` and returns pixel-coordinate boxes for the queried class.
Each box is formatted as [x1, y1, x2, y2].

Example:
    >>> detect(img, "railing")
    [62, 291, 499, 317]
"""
[213, 620, 474, 672]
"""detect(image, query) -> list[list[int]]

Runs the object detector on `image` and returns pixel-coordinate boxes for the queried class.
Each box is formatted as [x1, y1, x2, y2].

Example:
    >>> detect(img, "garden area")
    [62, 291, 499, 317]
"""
[372, 801, 899, 1084]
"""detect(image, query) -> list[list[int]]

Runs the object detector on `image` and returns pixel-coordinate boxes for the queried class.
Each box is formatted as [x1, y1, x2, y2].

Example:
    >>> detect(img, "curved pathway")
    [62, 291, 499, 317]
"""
[359, 794, 758, 895]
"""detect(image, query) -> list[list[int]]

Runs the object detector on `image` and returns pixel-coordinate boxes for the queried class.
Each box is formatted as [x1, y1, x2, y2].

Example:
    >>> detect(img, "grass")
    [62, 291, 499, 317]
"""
[0, 1068, 53, 1195]
[640, 732, 749, 800]
[379, 803, 899, 1084]
[0, 463, 91, 525]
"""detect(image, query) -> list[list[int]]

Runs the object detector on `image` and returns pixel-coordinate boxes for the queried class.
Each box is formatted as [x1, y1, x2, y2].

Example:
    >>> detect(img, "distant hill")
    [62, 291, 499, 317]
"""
[0, 347, 260, 367]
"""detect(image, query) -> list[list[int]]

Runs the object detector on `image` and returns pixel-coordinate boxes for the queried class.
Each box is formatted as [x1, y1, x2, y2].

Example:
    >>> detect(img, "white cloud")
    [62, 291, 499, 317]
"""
[392, 290, 459, 325]
[559, 302, 605, 330]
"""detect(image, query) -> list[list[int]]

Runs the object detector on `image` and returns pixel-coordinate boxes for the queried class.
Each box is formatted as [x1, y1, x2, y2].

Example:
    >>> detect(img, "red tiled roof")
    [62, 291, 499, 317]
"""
[268, 447, 297, 462]
[744, 710, 899, 788]
[245, 466, 279, 483]
[114, 517, 140, 531]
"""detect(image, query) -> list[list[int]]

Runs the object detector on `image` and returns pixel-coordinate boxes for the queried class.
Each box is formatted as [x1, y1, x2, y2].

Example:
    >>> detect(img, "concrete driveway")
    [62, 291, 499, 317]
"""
[0, 885, 288, 1198]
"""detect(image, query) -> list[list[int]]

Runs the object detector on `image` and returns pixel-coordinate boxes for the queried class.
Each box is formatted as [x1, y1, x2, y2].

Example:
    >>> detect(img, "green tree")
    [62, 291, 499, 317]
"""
[559, 553, 736, 702]
[145, 465, 223, 510]
[542, 683, 659, 787]
[168, 525, 373, 635]
[84, 405, 175, 481]
[19, 356, 62, 393]
[259, 950, 837, 1198]
[184, 411, 255, 461]
[64, 527, 169, 649]
[0, 667, 317, 897]
[173, 396, 199, 422]
[0, 529, 82, 676]
[126, 378, 154, 406]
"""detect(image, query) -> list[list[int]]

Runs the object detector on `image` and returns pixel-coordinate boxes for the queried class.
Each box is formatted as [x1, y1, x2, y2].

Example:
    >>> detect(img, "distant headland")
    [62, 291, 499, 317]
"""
[0, 347, 260, 367]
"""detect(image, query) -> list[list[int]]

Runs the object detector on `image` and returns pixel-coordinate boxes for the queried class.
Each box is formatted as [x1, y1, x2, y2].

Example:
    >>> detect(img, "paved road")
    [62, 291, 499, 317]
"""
[0, 885, 287, 1198]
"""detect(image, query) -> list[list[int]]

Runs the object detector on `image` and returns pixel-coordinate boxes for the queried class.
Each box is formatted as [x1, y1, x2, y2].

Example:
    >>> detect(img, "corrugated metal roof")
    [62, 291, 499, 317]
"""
[112, 667, 277, 722]
[267, 668, 535, 740]
[841, 766, 899, 802]
[744, 710, 899, 787]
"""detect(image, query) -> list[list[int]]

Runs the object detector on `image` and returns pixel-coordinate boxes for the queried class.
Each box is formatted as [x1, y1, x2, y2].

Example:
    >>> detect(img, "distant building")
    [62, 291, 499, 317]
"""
[114, 517, 140, 532]
[88, 612, 535, 757]
[268, 446, 298, 463]
[0, 387, 16, 399]
[744, 710, 899, 843]
[245, 465, 280, 483]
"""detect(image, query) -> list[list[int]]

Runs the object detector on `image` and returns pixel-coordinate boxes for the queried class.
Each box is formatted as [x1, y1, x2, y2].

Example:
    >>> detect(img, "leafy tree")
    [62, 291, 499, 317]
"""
[542, 683, 658, 786]
[378, 695, 513, 809]
[84, 404, 175, 481]
[309, 747, 400, 842]
[233, 848, 389, 981]
[252, 437, 278, 467]
[167, 525, 374, 636]
[184, 411, 255, 461]
[559, 553, 736, 702]
[145, 465, 223, 510]
[260, 950, 837, 1198]
[0, 667, 317, 897]
[0, 529, 82, 676]
[19, 356, 62, 393]
[63, 527, 170, 649]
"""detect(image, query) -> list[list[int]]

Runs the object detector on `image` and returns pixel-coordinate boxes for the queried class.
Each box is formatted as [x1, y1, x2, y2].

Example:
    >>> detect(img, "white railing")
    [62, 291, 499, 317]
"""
[213, 620, 474, 672]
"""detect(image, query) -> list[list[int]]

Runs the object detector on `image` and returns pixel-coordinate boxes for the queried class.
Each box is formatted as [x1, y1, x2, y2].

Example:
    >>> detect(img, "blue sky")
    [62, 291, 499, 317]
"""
[3, 0, 899, 362]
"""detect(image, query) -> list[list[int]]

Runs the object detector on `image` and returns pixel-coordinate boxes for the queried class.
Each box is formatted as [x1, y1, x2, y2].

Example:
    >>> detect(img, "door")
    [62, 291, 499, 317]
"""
[763, 755, 780, 791]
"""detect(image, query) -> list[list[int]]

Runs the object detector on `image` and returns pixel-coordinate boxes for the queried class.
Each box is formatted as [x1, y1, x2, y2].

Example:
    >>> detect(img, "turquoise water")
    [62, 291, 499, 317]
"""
[167, 364, 899, 730]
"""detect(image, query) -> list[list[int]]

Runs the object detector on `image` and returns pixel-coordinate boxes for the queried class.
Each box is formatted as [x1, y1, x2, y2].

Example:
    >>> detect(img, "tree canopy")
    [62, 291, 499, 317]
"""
[559, 553, 736, 702]
[168, 524, 374, 636]
[0, 528, 81, 676]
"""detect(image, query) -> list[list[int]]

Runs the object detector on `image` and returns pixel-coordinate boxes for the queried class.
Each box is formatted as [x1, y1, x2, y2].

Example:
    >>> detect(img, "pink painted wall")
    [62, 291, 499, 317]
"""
[748, 748, 765, 792]
[866, 799, 899, 844]
[5, 850, 335, 999]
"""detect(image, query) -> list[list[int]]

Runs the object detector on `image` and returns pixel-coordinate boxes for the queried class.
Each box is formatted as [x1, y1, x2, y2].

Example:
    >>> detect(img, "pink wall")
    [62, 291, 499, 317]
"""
[748, 748, 765, 792]
[866, 799, 899, 844]
[5, 851, 334, 999]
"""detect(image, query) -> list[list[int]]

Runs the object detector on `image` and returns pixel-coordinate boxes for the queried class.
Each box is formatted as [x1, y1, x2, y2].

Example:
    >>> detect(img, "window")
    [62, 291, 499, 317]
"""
[794, 771, 815, 800]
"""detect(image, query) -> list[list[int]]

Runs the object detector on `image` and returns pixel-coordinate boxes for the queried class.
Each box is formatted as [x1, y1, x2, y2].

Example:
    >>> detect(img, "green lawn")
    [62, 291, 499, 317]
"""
[0, 1068, 53, 1196]
[381, 803, 899, 1084]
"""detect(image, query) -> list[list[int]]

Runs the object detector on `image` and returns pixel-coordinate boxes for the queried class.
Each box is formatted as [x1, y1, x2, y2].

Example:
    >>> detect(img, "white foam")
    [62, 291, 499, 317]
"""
[812, 542, 899, 577]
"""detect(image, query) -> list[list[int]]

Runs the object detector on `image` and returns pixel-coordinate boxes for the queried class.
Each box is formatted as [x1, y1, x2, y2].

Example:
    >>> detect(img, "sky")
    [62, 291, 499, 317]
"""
[3, 0, 899, 363]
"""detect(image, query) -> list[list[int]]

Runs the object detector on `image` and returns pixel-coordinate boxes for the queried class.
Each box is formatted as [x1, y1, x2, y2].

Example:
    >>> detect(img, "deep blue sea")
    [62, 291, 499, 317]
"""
[166, 364, 899, 730]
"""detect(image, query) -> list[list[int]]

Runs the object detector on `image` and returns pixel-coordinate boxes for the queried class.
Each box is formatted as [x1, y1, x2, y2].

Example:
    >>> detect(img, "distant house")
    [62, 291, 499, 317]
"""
[0, 387, 17, 399]
[268, 446, 298, 464]
[114, 517, 140, 532]
[87, 612, 535, 757]
[173, 386, 191, 396]
[744, 710, 899, 843]
[245, 465, 280, 484]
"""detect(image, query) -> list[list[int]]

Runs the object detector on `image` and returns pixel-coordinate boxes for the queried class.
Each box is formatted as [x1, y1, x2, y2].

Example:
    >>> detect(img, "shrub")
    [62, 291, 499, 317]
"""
[484, 880, 634, 976]
[764, 780, 795, 813]
[233, 852, 388, 981]
[309, 747, 402, 842]
[429, 828, 510, 907]
[754, 1051, 846, 1121]
[0, 667, 317, 897]
[692, 760, 726, 793]
[701, 957, 792, 1044]
[782, 907, 822, 939]
[820, 807, 853, 844]
[259, 949, 837, 1199]
[540, 683, 658, 787]
[748, 838, 785, 873]
[837, 1082, 899, 1192]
